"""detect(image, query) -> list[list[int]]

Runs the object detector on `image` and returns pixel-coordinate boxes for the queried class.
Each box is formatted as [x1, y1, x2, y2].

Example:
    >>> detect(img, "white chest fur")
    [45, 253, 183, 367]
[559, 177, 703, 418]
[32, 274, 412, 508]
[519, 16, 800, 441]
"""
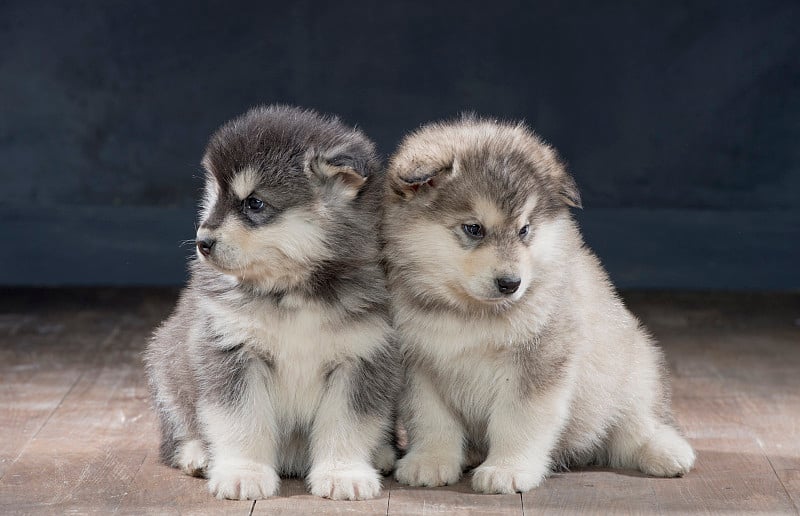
[199, 294, 388, 426]
[398, 310, 523, 424]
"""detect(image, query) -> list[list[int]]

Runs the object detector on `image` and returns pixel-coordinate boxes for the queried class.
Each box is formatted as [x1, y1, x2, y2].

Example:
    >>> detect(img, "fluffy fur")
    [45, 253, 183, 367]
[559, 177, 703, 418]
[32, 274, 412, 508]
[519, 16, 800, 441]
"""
[382, 117, 695, 494]
[144, 105, 400, 501]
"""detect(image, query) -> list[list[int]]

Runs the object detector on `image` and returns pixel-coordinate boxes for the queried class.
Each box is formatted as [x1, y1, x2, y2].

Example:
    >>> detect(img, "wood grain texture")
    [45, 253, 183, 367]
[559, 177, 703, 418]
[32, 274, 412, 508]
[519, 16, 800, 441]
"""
[387, 478, 523, 516]
[524, 468, 660, 516]
[251, 477, 390, 515]
[0, 289, 798, 515]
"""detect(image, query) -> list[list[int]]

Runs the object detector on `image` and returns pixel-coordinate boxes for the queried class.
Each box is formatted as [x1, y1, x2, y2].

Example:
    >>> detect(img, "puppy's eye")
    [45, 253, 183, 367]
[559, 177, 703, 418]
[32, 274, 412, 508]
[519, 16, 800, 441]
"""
[462, 224, 484, 239]
[519, 224, 530, 238]
[245, 196, 265, 211]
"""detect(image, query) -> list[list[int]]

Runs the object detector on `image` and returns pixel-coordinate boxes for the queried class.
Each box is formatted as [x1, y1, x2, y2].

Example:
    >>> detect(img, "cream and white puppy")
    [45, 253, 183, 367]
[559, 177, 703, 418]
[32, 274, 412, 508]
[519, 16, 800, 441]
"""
[145, 105, 400, 501]
[382, 117, 695, 494]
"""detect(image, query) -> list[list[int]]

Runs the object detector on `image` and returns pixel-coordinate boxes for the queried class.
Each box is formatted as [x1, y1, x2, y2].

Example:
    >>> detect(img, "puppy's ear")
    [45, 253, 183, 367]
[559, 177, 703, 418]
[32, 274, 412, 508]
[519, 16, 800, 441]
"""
[306, 150, 367, 199]
[560, 173, 582, 209]
[389, 159, 457, 200]
[540, 145, 582, 209]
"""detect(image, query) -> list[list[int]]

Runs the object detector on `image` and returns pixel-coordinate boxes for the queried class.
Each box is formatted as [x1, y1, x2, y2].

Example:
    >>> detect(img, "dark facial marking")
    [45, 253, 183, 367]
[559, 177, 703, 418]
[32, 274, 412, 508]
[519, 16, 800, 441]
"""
[239, 193, 279, 227]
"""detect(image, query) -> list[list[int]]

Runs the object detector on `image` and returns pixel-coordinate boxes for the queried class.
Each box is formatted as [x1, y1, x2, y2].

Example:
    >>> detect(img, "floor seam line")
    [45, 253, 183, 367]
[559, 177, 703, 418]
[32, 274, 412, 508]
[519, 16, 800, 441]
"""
[759, 440, 797, 514]
[386, 479, 392, 516]
[0, 368, 85, 484]
[112, 451, 150, 514]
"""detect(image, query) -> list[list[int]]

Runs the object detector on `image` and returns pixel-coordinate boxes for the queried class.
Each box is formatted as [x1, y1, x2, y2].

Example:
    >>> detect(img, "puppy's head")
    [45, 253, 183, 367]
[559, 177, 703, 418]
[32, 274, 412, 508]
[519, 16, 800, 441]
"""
[196, 105, 379, 292]
[384, 117, 581, 312]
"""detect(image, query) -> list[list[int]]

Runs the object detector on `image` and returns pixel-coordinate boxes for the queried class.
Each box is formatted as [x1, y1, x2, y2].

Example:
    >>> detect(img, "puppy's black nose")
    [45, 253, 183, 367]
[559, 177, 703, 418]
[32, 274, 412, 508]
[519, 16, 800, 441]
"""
[196, 238, 216, 256]
[496, 276, 521, 295]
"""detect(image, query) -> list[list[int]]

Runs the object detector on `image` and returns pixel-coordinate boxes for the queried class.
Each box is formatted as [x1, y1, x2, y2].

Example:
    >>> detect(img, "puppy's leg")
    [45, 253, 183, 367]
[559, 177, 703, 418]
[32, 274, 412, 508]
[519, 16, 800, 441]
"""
[175, 438, 208, 477]
[201, 363, 280, 500]
[152, 395, 207, 477]
[149, 375, 209, 477]
[472, 381, 571, 494]
[395, 370, 465, 487]
[372, 441, 397, 476]
[307, 363, 386, 501]
[605, 413, 695, 477]
[604, 343, 695, 477]
[638, 423, 695, 477]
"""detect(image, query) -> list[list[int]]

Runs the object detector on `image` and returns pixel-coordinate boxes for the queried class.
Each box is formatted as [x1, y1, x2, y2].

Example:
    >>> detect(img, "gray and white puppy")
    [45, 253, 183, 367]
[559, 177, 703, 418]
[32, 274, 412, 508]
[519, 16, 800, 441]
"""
[383, 117, 695, 494]
[145, 105, 400, 501]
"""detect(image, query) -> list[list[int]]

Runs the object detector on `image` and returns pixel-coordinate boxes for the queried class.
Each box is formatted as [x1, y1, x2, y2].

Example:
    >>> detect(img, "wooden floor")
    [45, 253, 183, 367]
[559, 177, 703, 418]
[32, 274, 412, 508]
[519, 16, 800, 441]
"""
[0, 289, 798, 515]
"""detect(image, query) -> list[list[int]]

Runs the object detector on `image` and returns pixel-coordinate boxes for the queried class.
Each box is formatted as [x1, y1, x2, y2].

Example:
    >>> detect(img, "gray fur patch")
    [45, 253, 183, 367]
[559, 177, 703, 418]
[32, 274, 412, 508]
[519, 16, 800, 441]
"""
[196, 339, 254, 408]
[513, 330, 572, 398]
[157, 408, 181, 465]
[349, 339, 402, 416]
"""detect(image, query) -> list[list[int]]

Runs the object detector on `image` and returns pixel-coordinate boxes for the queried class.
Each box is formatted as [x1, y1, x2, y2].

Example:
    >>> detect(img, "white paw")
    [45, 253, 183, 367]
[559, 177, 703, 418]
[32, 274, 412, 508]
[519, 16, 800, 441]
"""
[373, 443, 397, 475]
[394, 451, 461, 487]
[308, 462, 381, 500]
[471, 463, 544, 494]
[638, 428, 696, 477]
[176, 439, 208, 477]
[207, 461, 280, 500]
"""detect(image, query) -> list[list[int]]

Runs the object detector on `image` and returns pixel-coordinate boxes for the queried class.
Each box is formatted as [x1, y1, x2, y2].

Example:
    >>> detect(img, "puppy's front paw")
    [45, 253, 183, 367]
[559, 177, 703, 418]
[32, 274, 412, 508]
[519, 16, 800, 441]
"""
[207, 461, 280, 500]
[373, 443, 397, 475]
[471, 463, 544, 494]
[394, 451, 461, 487]
[638, 427, 696, 477]
[308, 462, 381, 500]
[176, 439, 208, 477]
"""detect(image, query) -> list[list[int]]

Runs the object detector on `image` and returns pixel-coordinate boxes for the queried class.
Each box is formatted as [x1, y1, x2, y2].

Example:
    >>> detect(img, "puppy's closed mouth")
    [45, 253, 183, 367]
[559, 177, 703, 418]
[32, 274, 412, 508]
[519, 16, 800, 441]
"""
[472, 296, 509, 304]
[454, 286, 515, 307]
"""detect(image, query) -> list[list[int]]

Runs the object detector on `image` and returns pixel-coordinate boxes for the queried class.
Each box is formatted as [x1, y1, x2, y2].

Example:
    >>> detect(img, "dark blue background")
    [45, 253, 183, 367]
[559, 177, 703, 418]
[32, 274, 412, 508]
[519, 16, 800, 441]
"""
[1, 1, 798, 289]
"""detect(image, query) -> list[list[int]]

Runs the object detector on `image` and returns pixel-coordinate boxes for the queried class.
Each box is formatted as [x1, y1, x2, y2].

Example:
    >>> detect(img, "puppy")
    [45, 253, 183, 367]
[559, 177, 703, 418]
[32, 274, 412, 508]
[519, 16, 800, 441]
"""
[144, 105, 400, 501]
[382, 117, 695, 494]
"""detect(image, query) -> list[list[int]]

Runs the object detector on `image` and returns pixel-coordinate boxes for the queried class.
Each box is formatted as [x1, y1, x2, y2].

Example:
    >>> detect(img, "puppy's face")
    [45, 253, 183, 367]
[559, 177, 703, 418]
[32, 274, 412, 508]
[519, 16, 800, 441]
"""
[195, 107, 374, 292]
[384, 121, 581, 312]
[196, 164, 325, 291]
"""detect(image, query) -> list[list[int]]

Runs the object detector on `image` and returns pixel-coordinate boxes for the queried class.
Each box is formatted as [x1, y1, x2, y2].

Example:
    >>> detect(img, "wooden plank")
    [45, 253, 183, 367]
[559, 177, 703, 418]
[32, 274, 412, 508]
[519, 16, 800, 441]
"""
[0, 368, 83, 480]
[0, 320, 165, 514]
[116, 450, 253, 516]
[661, 299, 800, 515]
[773, 468, 800, 515]
[523, 437, 797, 515]
[741, 394, 800, 515]
[114, 333, 253, 515]
[387, 478, 522, 515]
[2, 290, 799, 514]
[0, 310, 116, 481]
[251, 477, 390, 515]
[653, 438, 797, 515]
[667, 381, 799, 514]
[524, 468, 659, 516]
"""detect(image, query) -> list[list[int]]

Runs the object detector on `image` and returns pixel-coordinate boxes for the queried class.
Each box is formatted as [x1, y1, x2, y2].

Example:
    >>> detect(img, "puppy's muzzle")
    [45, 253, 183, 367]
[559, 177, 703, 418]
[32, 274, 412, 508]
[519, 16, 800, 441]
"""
[496, 276, 521, 295]
[196, 237, 216, 257]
